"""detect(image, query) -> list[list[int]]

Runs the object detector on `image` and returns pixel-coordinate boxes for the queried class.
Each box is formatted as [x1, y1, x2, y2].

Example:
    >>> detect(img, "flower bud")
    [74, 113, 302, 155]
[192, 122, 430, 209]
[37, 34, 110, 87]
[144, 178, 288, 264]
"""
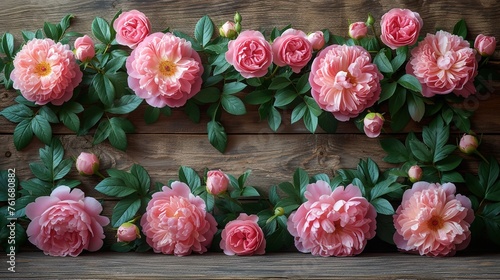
[366, 13, 375, 26]
[474, 34, 497, 57]
[307, 31, 325, 51]
[363, 112, 384, 138]
[459, 134, 479, 154]
[234, 12, 242, 23]
[235, 22, 242, 34]
[349, 22, 368, 40]
[274, 207, 285, 216]
[206, 169, 229, 195]
[117, 222, 140, 243]
[219, 21, 238, 39]
[74, 35, 95, 61]
[408, 165, 423, 183]
[75, 152, 100, 176]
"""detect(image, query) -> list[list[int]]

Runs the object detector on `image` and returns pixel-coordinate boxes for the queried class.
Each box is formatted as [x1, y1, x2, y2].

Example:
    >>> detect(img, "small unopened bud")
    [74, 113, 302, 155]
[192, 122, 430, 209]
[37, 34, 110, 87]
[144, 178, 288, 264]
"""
[219, 21, 238, 39]
[363, 112, 384, 138]
[366, 13, 375, 26]
[117, 222, 141, 243]
[349, 22, 368, 40]
[408, 165, 423, 183]
[274, 207, 285, 216]
[234, 12, 242, 23]
[459, 134, 479, 154]
[76, 152, 100, 176]
[235, 22, 242, 34]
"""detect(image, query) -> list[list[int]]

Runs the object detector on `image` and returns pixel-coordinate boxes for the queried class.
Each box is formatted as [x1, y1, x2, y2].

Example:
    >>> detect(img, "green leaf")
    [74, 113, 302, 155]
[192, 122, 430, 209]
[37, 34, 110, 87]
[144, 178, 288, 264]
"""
[388, 86, 407, 115]
[131, 164, 151, 196]
[465, 173, 485, 198]
[1, 33, 15, 58]
[93, 119, 111, 145]
[31, 115, 52, 145]
[441, 171, 465, 184]
[435, 155, 462, 172]
[409, 139, 432, 162]
[144, 107, 160, 124]
[106, 95, 143, 114]
[93, 73, 115, 106]
[59, 110, 80, 132]
[79, 106, 104, 135]
[452, 19, 467, 39]
[179, 166, 201, 190]
[109, 117, 128, 151]
[92, 17, 112, 44]
[95, 178, 137, 197]
[194, 15, 214, 47]
[398, 74, 422, 93]
[104, 56, 127, 73]
[374, 50, 393, 74]
[391, 46, 407, 71]
[293, 168, 309, 198]
[221, 95, 246, 115]
[291, 103, 307, 124]
[0, 104, 34, 123]
[274, 88, 297, 107]
[371, 180, 402, 201]
[407, 93, 425, 122]
[193, 87, 220, 103]
[39, 138, 64, 171]
[173, 30, 202, 52]
[318, 112, 338, 133]
[268, 77, 291, 90]
[303, 109, 318, 133]
[267, 107, 281, 132]
[222, 82, 247, 95]
[112, 196, 141, 227]
[378, 82, 397, 103]
[241, 186, 260, 197]
[486, 181, 500, 202]
[366, 158, 380, 185]
[38, 106, 59, 124]
[53, 158, 73, 181]
[380, 138, 408, 163]
[371, 197, 394, 215]
[29, 163, 52, 182]
[244, 90, 273, 105]
[295, 73, 311, 94]
[43, 22, 60, 41]
[207, 121, 227, 153]
[304, 96, 323, 116]
[58, 14, 74, 33]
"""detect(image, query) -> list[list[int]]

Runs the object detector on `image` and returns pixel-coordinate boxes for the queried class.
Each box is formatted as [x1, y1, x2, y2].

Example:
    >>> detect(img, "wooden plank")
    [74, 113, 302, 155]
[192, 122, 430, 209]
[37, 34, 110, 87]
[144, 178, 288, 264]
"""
[2, 252, 499, 279]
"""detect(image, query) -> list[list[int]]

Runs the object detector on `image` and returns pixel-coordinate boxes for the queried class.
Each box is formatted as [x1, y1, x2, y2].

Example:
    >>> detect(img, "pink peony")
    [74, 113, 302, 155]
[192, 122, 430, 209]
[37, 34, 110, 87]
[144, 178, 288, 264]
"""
[74, 35, 95, 61]
[408, 30, 478, 98]
[220, 213, 266, 256]
[348, 22, 368, 40]
[225, 30, 273, 78]
[309, 44, 382, 121]
[287, 181, 377, 257]
[25, 186, 109, 257]
[141, 181, 218, 256]
[117, 222, 140, 243]
[474, 34, 497, 57]
[307, 31, 325, 51]
[380, 8, 423, 49]
[11, 38, 83, 106]
[75, 152, 100, 176]
[206, 169, 229, 195]
[363, 112, 384, 138]
[113, 10, 151, 49]
[126, 32, 204, 108]
[393, 182, 474, 256]
[219, 21, 238, 39]
[272, 29, 313, 73]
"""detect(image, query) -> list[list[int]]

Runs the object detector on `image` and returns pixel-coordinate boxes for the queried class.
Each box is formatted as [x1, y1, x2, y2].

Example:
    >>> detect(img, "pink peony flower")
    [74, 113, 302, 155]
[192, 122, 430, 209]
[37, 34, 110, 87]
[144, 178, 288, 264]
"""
[11, 38, 83, 106]
[348, 22, 368, 40]
[363, 112, 384, 138]
[459, 134, 479, 154]
[220, 213, 266, 256]
[75, 152, 100, 176]
[113, 10, 151, 49]
[272, 29, 313, 73]
[25, 186, 109, 257]
[287, 181, 377, 257]
[408, 30, 478, 98]
[309, 44, 383, 121]
[219, 21, 238, 39]
[141, 181, 218, 256]
[126, 32, 204, 108]
[307, 31, 325, 51]
[74, 35, 95, 61]
[225, 30, 273, 78]
[393, 182, 474, 257]
[474, 34, 497, 57]
[206, 169, 229, 195]
[408, 165, 423, 183]
[117, 222, 140, 243]
[380, 8, 423, 49]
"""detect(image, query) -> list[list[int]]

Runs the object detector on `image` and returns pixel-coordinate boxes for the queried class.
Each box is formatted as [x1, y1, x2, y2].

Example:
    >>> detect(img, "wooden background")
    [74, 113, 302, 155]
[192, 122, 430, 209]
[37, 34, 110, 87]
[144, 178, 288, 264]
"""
[1, 0, 500, 278]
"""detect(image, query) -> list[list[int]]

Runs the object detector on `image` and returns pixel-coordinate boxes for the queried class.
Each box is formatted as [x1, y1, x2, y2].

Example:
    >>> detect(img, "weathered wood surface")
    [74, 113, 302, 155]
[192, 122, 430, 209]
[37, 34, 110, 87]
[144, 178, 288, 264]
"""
[1, 0, 500, 278]
[1, 252, 499, 279]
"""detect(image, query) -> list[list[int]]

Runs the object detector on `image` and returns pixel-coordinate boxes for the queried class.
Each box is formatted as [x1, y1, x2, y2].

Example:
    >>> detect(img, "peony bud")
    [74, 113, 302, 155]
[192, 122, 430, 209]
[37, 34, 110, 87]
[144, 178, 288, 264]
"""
[234, 12, 242, 23]
[474, 34, 497, 57]
[219, 21, 238, 39]
[206, 169, 229, 195]
[274, 207, 285, 216]
[117, 222, 140, 243]
[349, 22, 368, 40]
[363, 113, 384, 138]
[75, 152, 100, 176]
[366, 13, 375, 27]
[74, 35, 95, 61]
[307, 31, 325, 51]
[459, 134, 479, 154]
[408, 165, 423, 183]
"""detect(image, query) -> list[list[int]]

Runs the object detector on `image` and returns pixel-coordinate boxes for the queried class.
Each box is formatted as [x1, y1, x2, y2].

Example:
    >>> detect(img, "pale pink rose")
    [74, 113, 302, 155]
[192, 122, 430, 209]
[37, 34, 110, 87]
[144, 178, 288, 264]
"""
[11, 38, 83, 106]
[309, 44, 383, 121]
[141, 181, 218, 256]
[206, 169, 229, 195]
[408, 30, 478, 98]
[25, 186, 109, 257]
[393, 182, 474, 257]
[225, 30, 273, 78]
[474, 34, 497, 57]
[408, 165, 423, 183]
[74, 35, 95, 61]
[75, 152, 100, 176]
[117, 222, 140, 242]
[272, 29, 313, 73]
[307, 31, 325, 51]
[220, 213, 266, 256]
[459, 134, 479, 154]
[219, 21, 238, 39]
[363, 112, 384, 138]
[126, 32, 203, 108]
[287, 181, 377, 257]
[348, 22, 368, 40]
[380, 8, 423, 49]
[113, 10, 151, 49]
